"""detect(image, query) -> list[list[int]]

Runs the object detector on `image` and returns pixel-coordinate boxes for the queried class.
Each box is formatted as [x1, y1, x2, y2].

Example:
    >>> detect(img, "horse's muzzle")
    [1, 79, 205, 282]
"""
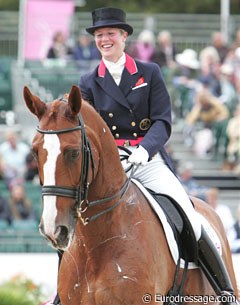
[39, 223, 71, 250]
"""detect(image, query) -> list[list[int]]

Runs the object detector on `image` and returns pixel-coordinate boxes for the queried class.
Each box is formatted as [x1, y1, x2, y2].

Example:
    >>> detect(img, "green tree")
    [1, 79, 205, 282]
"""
[0, 0, 239, 14]
[0, 0, 19, 10]
[80, 0, 222, 13]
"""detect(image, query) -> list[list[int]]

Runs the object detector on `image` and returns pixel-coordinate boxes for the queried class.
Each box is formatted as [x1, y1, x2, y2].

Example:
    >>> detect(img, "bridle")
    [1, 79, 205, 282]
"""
[36, 110, 131, 225]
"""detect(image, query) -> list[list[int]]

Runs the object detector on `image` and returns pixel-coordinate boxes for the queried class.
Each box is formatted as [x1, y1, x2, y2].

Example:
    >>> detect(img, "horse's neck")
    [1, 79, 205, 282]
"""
[75, 132, 128, 250]
[73, 109, 130, 251]
[74, 181, 136, 257]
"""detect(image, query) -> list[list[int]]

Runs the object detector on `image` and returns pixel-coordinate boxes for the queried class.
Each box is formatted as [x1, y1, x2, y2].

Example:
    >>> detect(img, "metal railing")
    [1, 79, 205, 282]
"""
[0, 11, 240, 57]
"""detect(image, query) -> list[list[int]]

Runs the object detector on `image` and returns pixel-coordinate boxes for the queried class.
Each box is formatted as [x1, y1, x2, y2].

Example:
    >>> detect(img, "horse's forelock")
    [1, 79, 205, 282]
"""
[46, 102, 59, 120]
[46, 100, 80, 125]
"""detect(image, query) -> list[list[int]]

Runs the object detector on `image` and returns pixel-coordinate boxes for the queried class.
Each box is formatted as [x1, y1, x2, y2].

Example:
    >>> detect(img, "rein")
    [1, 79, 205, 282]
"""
[36, 111, 132, 225]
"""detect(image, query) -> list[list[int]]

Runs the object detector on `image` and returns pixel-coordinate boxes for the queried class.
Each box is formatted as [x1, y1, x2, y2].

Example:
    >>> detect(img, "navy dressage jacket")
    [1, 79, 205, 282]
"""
[79, 53, 174, 172]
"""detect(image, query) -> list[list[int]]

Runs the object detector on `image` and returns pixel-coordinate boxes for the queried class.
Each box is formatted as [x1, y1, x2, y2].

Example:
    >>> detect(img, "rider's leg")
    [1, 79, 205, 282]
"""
[130, 153, 202, 240]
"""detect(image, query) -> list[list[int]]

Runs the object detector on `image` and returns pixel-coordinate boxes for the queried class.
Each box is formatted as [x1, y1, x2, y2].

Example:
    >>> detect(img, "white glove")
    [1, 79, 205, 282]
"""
[128, 145, 149, 165]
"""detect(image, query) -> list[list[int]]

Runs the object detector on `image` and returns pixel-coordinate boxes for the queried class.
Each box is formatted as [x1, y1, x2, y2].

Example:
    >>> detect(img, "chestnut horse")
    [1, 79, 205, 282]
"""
[23, 85, 238, 305]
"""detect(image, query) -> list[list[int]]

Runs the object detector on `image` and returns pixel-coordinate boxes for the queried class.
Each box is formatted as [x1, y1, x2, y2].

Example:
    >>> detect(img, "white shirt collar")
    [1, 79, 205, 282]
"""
[103, 53, 126, 69]
[103, 53, 126, 85]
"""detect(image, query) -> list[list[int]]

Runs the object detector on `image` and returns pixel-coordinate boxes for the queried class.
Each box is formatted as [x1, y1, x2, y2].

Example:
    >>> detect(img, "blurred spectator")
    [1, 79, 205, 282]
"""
[186, 87, 229, 157]
[0, 130, 30, 186]
[175, 48, 200, 71]
[46, 31, 72, 59]
[236, 84, 240, 106]
[224, 105, 240, 171]
[223, 47, 240, 96]
[8, 183, 35, 221]
[206, 188, 235, 243]
[231, 29, 240, 51]
[151, 30, 177, 68]
[72, 31, 100, 62]
[177, 161, 214, 201]
[231, 205, 240, 254]
[25, 152, 39, 182]
[199, 46, 220, 72]
[199, 46, 221, 97]
[0, 195, 11, 225]
[223, 46, 238, 66]
[218, 63, 238, 115]
[173, 49, 200, 117]
[211, 31, 229, 63]
[127, 29, 155, 62]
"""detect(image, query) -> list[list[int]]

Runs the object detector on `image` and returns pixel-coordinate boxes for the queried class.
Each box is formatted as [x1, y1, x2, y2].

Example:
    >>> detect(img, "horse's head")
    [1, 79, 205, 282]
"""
[23, 85, 99, 250]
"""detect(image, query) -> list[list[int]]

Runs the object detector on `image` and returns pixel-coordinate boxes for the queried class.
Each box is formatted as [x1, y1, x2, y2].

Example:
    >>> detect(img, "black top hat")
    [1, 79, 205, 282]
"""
[86, 7, 133, 35]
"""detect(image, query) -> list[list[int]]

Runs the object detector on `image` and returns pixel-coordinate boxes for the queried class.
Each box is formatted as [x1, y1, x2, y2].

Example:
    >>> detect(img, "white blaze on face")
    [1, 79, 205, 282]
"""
[42, 134, 61, 235]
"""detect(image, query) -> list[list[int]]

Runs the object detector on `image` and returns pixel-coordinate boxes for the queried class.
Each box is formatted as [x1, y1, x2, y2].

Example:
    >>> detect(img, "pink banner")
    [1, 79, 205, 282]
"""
[24, 0, 74, 60]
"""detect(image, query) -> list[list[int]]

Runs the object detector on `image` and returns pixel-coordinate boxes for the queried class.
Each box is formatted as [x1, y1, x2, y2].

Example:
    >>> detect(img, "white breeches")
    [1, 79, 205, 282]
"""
[120, 148, 202, 241]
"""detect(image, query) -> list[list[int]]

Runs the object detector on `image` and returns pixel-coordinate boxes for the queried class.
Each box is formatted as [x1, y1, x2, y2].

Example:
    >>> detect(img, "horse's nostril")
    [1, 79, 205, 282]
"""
[39, 223, 44, 235]
[55, 225, 69, 243]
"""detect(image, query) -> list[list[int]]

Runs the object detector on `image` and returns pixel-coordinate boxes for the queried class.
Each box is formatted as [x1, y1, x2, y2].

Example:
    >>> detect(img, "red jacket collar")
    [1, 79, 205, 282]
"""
[98, 53, 138, 77]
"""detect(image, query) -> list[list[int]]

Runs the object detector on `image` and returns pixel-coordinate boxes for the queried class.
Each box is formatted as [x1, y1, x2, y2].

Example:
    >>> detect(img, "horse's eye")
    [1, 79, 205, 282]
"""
[65, 149, 80, 162]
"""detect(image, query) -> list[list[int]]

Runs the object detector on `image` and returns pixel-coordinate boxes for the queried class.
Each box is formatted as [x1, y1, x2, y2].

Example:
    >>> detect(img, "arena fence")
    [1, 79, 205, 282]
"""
[0, 11, 240, 57]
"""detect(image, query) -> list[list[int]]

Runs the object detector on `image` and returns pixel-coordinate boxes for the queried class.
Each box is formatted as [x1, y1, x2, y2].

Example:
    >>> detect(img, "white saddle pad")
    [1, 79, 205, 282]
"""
[131, 179, 222, 269]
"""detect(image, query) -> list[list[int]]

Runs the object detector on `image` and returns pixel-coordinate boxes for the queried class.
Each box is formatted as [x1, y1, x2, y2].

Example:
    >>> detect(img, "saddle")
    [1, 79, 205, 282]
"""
[147, 189, 198, 263]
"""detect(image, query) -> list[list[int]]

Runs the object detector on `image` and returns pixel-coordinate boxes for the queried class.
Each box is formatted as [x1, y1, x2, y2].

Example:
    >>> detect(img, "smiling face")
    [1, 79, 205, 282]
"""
[94, 27, 128, 62]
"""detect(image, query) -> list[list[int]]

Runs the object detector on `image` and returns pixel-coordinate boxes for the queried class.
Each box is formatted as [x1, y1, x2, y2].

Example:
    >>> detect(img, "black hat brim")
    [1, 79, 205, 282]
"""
[86, 22, 133, 35]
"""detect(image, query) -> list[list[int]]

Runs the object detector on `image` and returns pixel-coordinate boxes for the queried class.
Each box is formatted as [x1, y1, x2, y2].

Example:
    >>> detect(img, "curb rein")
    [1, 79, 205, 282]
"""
[36, 113, 131, 226]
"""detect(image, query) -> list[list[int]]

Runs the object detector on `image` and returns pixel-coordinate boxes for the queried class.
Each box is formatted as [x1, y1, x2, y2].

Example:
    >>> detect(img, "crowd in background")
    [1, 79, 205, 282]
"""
[0, 27, 239, 254]
[0, 130, 37, 226]
[176, 160, 240, 254]
[125, 28, 240, 173]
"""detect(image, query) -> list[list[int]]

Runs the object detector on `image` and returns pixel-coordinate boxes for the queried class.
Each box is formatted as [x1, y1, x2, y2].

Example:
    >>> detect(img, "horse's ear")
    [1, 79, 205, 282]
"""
[68, 85, 82, 115]
[23, 86, 46, 118]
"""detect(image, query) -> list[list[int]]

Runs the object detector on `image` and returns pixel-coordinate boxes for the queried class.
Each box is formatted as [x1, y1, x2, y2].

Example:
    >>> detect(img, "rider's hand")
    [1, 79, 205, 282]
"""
[128, 145, 149, 165]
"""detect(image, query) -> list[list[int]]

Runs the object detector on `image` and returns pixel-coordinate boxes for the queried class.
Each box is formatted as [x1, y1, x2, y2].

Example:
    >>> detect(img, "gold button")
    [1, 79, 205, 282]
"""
[115, 133, 119, 138]
[139, 118, 151, 130]
[112, 125, 117, 130]
[131, 121, 136, 127]
[109, 113, 113, 118]
[133, 133, 137, 137]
